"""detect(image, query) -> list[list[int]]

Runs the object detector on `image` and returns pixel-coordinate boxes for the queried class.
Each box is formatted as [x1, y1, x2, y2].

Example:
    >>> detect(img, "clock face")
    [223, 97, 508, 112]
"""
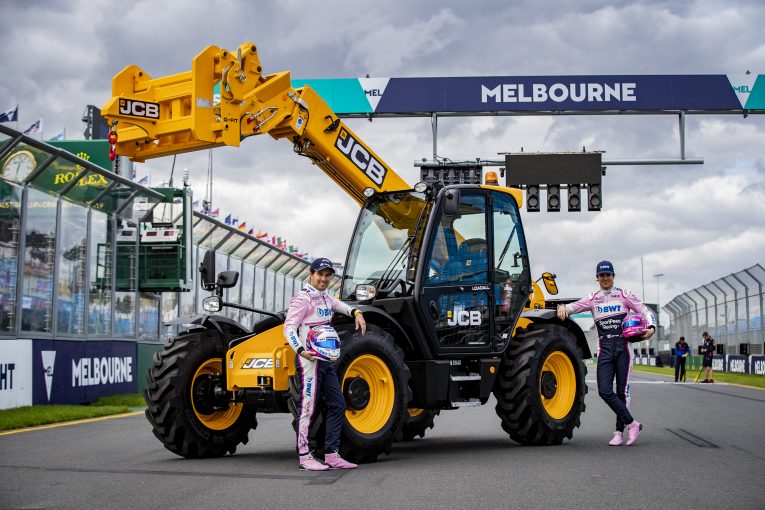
[2, 150, 37, 182]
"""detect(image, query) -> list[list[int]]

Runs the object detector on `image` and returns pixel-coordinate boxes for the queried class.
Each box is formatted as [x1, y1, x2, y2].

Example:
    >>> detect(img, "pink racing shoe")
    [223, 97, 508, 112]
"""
[324, 452, 358, 469]
[626, 420, 643, 446]
[609, 431, 623, 446]
[299, 452, 329, 471]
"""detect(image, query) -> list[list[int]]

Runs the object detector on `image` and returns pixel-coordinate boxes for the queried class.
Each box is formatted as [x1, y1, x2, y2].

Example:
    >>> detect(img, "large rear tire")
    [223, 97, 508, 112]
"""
[288, 324, 410, 463]
[493, 323, 587, 445]
[144, 329, 257, 458]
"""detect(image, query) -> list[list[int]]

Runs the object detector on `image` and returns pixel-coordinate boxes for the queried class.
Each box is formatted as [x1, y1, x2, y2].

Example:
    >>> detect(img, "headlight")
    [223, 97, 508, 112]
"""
[362, 187, 376, 197]
[202, 296, 221, 312]
[355, 284, 377, 301]
[413, 181, 428, 192]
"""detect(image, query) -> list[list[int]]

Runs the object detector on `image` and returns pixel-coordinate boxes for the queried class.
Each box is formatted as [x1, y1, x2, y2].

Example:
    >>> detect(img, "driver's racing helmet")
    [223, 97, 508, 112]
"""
[306, 325, 341, 361]
[621, 314, 646, 338]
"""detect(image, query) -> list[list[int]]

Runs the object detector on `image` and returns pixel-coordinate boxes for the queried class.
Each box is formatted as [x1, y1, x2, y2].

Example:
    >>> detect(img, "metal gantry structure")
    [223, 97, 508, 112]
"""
[664, 264, 765, 355]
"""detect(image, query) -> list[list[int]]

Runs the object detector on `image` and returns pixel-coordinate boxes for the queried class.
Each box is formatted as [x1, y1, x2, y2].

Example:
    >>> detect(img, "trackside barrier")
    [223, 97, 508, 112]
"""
[633, 353, 765, 376]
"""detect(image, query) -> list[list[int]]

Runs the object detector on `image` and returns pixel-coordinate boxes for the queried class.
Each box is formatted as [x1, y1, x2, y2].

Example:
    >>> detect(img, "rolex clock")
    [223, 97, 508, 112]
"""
[2, 150, 37, 182]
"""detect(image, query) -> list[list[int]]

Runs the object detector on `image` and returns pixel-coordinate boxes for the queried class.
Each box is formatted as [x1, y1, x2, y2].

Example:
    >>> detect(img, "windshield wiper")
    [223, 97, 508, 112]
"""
[373, 235, 414, 290]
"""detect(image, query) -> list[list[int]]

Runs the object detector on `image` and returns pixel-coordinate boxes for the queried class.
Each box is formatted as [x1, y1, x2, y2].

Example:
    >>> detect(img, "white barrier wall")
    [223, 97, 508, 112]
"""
[0, 339, 33, 409]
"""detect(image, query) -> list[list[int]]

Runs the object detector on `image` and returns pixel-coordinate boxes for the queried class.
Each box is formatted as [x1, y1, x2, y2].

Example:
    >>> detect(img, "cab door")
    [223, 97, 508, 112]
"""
[419, 191, 493, 355]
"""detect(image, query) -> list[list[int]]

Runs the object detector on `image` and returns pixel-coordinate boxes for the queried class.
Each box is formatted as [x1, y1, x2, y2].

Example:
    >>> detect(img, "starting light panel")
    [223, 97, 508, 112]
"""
[505, 152, 603, 212]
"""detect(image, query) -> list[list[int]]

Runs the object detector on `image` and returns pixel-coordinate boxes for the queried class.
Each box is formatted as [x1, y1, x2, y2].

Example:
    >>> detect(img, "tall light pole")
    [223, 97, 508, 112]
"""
[654, 273, 664, 354]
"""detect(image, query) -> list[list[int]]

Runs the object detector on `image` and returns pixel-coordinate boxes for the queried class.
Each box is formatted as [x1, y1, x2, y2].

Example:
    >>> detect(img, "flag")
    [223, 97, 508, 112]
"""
[224, 214, 232, 225]
[202, 201, 211, 215]
[0, 105, 18, 123]
[48, 130, 65, 141]
[256, 231, 268, 239]
[211, 208, 220, 218]
[247, 228, 254, 236]
[238, 221, 246, 231]
[270, 236, 276, 245]
[232, 216, 238, 226]
[136, 175, 149, 186]
[23, 118, 43, 135]
[192, 200, 200, 211]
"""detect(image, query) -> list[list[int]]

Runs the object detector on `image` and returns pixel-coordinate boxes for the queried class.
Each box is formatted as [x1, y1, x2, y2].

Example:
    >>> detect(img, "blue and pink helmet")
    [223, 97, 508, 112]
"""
[622, 314, 647, 338]
[306, 325, 341, 361]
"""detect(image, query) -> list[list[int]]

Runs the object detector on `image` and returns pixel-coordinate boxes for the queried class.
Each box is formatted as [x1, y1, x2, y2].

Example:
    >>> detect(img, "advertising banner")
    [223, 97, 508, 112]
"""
[750, 355, 765, 376]
[294, 74, 765, 115]
[725, 355, 748, 374]
[32, 339, 137, 405]
[0, 339, 33, 409]
[711, 355, 726, 373]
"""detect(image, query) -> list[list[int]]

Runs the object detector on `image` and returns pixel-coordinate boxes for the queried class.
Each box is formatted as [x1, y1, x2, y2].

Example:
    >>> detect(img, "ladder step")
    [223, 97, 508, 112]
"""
[450, 399, 481, 408]
[450, 373, 481, 382]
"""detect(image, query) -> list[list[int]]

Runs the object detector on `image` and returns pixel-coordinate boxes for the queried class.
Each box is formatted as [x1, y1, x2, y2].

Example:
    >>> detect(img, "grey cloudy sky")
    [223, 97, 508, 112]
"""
[2, 0, 764, 326]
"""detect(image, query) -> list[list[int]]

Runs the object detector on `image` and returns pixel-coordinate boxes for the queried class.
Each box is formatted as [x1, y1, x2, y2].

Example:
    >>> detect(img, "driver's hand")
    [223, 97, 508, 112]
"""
[556, 305, 569, 321]
[642, 328, 655, 340]
[300, 351, 317, 361]
[355, 312, 367, 336]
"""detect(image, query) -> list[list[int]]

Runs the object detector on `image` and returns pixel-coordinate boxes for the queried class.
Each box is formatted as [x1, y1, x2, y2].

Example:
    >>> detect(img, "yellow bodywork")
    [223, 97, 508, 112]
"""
[101, 42, 408, 205]
[226, 325, 295, 392]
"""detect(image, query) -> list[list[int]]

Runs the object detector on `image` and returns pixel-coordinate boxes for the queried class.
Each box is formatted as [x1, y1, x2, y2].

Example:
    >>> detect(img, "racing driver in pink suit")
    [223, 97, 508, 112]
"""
[557, 260, 655, 446]
[284, 257, 366, 470]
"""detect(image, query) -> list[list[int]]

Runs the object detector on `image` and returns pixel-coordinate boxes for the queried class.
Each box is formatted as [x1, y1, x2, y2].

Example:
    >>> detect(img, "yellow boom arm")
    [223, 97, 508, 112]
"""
[101, 43, 409, 204]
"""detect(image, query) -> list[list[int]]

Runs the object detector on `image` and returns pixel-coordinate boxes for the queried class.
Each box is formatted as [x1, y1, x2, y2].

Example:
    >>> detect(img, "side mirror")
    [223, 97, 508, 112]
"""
[200, 251, 217, 290]
[443, 188, 461, 216]
[541, 272, 559, 296]
[217, 271, 239, 289]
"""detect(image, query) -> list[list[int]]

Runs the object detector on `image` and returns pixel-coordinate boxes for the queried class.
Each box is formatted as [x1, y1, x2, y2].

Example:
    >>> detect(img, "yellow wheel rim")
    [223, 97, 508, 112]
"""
[408, 408, 424, 418]
[343, 354, 395, 434]
[540, 351, 576, 420]
[191, 358, 243, 431]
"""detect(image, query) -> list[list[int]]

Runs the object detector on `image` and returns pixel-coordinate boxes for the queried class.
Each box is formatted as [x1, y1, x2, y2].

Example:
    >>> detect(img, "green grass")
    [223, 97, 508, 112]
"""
[632, 365, 765, 389]
[0, 393, 145, 432]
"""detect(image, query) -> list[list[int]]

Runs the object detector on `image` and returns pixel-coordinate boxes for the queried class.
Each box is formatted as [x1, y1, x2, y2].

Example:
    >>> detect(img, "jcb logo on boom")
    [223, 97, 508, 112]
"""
[447, 310, 482, 326]
[241, 358, 273, 369]
[119, 99, 160, 119]
[335, 128, 388, 186]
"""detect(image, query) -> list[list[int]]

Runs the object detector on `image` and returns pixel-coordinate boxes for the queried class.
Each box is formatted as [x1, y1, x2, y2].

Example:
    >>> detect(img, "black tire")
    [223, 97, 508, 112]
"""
[288, 324, 410, 463]
[144, 329, 257, 458]
[493, 323, 587, 445]
[402, 408, 440, 441]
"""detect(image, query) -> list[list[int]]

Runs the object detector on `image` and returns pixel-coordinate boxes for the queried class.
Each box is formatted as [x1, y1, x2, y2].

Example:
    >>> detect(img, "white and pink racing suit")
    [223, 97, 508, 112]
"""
[284, 284, 357, 455]
[564, 287, 655, 432]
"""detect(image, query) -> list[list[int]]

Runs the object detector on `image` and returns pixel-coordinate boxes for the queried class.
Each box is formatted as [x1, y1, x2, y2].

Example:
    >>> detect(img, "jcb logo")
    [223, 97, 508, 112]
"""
[335, 128, 388, 186]
[447, 310, 482, 326]
[119, 99, 160, 119]
[241, 358, 273, 369]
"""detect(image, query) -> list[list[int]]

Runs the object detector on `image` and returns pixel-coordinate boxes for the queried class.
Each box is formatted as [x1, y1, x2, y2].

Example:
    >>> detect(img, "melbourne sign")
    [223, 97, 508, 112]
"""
[293, 74, 765, 114]
[32, 340, 137, 405]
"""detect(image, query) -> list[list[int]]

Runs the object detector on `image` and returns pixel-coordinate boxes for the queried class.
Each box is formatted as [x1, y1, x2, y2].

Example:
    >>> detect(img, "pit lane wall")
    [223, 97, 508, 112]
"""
[632, 353, 765, 376]
[1, 339, 163, 409]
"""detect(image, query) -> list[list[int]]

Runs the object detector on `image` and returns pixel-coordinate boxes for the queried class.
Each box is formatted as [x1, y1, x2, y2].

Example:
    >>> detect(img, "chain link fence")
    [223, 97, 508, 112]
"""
[665, 264, 765, 355]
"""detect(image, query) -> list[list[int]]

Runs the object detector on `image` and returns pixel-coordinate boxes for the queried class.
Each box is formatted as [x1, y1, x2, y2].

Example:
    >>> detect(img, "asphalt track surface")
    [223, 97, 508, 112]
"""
[1, 370, 763, 510]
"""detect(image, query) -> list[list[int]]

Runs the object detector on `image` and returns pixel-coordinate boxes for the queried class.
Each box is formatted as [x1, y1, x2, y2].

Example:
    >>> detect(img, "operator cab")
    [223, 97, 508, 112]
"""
[342, 179, 531, 356]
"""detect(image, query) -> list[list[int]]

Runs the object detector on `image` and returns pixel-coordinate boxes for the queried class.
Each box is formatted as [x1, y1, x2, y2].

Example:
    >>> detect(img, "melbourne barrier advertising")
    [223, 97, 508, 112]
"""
[750, 356, 765, 376]
[0, 339, 33, 410]
[725, 355, 748, 375]
[293, 74, 765, 115]
[32, 339, 137, 405]
[712, 355, 726, 373]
